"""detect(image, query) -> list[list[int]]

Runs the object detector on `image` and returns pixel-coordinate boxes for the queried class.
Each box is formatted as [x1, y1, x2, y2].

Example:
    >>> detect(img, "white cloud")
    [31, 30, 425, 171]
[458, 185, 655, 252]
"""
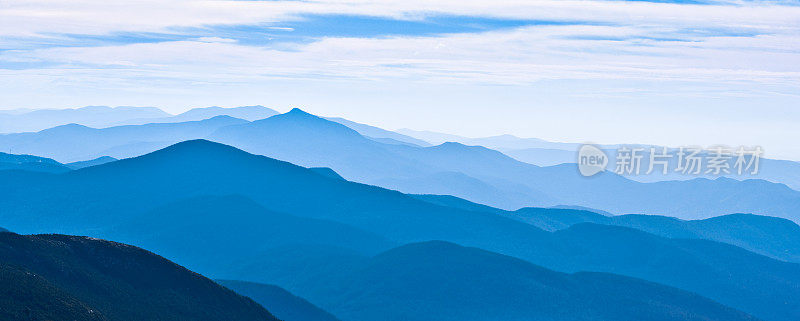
[4, 22, 797, 91]
[194, 37, 237, 43]
[2, 0, 800, 37]
[1, 0, 799, 158]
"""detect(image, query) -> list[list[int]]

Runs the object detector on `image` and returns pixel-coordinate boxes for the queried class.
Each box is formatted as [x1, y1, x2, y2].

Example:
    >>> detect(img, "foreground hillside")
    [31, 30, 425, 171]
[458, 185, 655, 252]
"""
[0, 232, 279, 321]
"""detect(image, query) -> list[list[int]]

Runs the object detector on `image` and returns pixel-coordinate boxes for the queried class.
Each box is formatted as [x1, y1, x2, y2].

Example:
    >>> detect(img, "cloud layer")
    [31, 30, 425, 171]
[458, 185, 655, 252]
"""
[1, 0, 799, 158]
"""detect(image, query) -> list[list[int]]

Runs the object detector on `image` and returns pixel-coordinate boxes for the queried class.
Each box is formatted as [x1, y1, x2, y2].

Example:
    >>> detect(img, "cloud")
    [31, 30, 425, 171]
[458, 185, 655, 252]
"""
[4, 21, 797, 90]
[1, 0, 799, 159]
[2, 0, 800, 38]
[195, 37, 238, 43]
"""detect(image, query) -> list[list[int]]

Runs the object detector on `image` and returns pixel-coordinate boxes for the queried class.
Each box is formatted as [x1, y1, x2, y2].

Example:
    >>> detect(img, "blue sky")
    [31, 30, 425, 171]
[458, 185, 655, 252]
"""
[1, 0, 799, 159]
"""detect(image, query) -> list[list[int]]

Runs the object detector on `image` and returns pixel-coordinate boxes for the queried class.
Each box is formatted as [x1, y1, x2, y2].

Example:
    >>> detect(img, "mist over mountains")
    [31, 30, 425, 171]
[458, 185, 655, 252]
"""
[2, 139, 800, 320]
[3, 106, 800, 321]
[2, 106, 798, 221]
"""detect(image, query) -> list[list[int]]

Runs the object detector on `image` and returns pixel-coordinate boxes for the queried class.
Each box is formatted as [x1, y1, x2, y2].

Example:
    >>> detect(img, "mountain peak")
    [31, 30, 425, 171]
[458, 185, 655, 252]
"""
[286, 107, 314, 117]
[162, 139, 233, 151]
[436, 141, 468, 149]
[39, 123, 94, 133]
[433, 141, 494, 153]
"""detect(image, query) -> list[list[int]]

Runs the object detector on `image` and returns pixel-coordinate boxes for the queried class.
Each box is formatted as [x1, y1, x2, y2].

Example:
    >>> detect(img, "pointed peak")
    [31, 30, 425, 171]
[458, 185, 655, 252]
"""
[269, 107, 333, 124]
[286, 107, 314, 116]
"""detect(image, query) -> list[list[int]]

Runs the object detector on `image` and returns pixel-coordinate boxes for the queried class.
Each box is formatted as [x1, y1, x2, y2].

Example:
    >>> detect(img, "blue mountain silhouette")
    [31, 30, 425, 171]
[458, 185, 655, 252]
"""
[5, 108, 800, 220]
[218, 280, 341, 321]
[0, 115, 247, 162]
[0, 152, 70, 173]
[3, 140, 800, 320]
[0, 105, 169, 133]
[117, 105, 279, 125]
[66, 156, 118, 169]
[269, 241, 759, 321]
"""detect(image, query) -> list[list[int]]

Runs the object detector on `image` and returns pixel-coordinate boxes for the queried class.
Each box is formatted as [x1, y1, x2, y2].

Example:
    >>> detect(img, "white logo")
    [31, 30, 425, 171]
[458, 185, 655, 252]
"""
[578, 144, 608, 177]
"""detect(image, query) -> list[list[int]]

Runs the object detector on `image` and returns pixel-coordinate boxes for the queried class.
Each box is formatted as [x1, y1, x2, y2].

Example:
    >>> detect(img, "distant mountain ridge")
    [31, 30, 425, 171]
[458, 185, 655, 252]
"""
[209, 110, 800, 221]
[3, 107, 800, 220]
[116, 105, 279, 126]
[398, 129, 800, 191]
[510, 209, 800, 263]
[325, 116, 430, 147]
[0, 151, 71, 173]
[0, 115, 248, 162]
[67, 156, 118, 169]
[237, 241, 760, 321]
[0, 106, 169, 133]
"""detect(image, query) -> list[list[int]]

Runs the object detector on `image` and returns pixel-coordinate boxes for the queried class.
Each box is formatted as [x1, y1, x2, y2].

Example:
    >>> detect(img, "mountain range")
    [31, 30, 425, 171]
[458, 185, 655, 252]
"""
[0, 106, 169, 133]
[0, 115, 247, 162]
[395, 130, 800, 191]
[0, 105, 278, 133]
[2, 140, 799, 320]
[0, 151, 70, 173]
[2, 107, 799, 222]
[269, 241, 758, 321]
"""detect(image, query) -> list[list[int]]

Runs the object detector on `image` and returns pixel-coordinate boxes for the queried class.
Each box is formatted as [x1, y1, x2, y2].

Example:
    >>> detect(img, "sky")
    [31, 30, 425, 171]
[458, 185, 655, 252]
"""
[1, 0, 799, 159]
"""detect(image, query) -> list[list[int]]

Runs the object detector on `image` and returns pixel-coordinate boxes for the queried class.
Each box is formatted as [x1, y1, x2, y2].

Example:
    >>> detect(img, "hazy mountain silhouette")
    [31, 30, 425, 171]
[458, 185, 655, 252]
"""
[414, 193, 800, 264]
[218, 280, 341, 321]
[5, 107, 800, 219]
[118, 105, 279, 125]
[395, 130, 586, 151]
[505, 146, 800, 191]
[0, 152, 70, 173]
[394, 128, 471, 145]
[0, 116, 247, 162]
[276, 241, 758, 321]
[210, 109, 800, 220]
[503, 147, 577, 166]
[0, 106, 169, 133]
[542, 223, 800, 321]
[210, 108, 436, 181]
[409, 194, 506, 214]
[3, 140, 800, 320]
[395, 129, 800, 191]
[325, 116, 430, 147]
[509, 209, 800, 263]
[102, 195, 395, 275]
[0, 139, 548, 254]
[0, 232, 279, 321]
[67, 156, 117, 169]
[209, 108, 555, 209]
